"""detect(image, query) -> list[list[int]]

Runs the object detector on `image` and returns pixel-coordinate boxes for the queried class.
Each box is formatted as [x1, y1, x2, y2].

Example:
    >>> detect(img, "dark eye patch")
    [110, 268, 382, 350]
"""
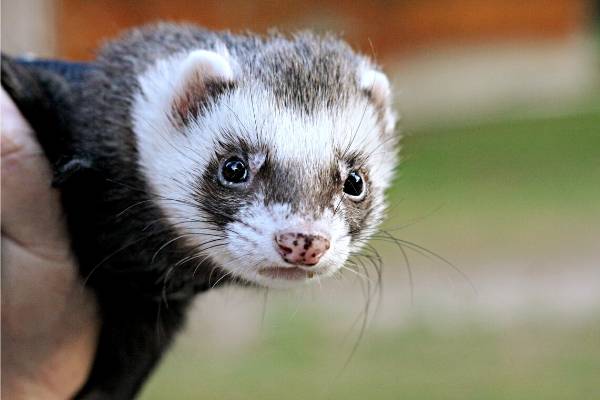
[193, 136, 270, 227]
[194, 155, 253, 228]
[337, 154, 373, 239]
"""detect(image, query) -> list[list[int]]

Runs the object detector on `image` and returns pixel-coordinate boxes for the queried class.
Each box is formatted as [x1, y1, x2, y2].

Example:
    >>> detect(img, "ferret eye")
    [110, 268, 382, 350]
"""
[220, 157, 248, 184]
[343, 171, 365, 199]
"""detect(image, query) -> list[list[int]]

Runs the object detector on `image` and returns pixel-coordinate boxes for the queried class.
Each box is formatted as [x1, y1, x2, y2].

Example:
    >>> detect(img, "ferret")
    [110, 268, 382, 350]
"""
[1, 23, 398, 399]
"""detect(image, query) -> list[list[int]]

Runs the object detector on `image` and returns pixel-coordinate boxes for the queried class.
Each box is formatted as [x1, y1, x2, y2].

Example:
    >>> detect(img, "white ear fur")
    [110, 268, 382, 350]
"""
[360, 68, 396, 133]
[360, 69, 391, 108]
[177, 49, 234, 84]
[170, 49, 235, 125]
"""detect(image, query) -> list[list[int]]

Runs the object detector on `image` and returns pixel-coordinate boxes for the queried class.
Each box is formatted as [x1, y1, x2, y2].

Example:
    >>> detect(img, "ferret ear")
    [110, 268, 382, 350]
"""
[359, 68, 396, 134]
[360, 68, 391, 109]
[170, 49, 236, 126]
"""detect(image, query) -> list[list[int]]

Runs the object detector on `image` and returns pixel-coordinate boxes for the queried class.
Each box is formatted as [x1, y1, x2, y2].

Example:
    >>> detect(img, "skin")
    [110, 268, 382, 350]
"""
[1, 88, 99, 399]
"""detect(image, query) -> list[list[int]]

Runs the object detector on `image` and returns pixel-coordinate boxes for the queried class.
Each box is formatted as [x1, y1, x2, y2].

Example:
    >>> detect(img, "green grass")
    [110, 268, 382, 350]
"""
[390, 106, 600, 218]
[140, 105, 600, 399]
[381, 104, 600, 257]
[141, 314, 600, 400]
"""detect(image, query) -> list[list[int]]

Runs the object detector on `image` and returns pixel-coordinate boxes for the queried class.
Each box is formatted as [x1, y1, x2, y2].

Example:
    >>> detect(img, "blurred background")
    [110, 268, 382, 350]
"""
[2, 1, 600, 399]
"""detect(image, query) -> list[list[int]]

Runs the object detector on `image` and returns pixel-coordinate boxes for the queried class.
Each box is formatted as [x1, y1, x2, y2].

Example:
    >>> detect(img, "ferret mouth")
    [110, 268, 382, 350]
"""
[257, 266, 318, 281]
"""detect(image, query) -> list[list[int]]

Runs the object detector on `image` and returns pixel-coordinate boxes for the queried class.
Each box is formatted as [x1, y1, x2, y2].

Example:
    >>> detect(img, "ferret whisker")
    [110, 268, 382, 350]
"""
[376, 232, 413, 304]
[333, 193, 347, 216]
[340, 265, 373, 284]
[116, 199, 157, 217]
[82, 226, 182, 285]
[223, 103, 253, 138]
[362, 244, 384, 281]
[141, 217, 223, 233]
[382, 203, 446, 232]
[193, 248, 252, 283]
[211, 269, 236, 289]
[374, 231, 477, 294]
[179, 250, 215, 269]
[192, 240, 229, 256]
[340, 92, 371, 159]
[151, 233, 201, 264]
[100, 176, 197, 208]
[260, 288, 269, 328]
[141, 217, 222, 233]
[360, 126, 399, 161]
[180, 240, 229, 265]
[351, 128, 393, 167]
[337, 257, 373, 374]
[206, 264, 219, 284]
[359, 248, 384, 311]
[160, 264, 178, 308]
[315, 271, 323, 290]
[155, 238, 227, 280]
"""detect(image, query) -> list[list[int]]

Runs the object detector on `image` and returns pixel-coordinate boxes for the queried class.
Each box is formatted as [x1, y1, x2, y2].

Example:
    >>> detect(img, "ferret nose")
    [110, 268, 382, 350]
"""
[275, 232, 330, 266]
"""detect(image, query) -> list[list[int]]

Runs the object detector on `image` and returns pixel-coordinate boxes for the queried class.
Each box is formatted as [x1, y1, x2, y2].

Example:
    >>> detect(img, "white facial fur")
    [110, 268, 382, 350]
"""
[131, 48, 396, 287]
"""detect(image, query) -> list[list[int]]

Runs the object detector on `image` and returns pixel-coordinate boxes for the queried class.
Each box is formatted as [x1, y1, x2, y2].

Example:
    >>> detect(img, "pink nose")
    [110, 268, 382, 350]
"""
[275, 232, 331, 266]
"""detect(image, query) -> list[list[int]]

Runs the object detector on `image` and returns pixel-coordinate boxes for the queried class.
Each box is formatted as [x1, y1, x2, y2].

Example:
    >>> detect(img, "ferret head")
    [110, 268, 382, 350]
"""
[132, 32, 398, 287]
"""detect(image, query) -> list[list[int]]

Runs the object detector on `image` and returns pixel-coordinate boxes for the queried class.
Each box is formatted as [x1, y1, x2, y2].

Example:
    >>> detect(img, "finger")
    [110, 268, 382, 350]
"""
[1, 88, 71, 261]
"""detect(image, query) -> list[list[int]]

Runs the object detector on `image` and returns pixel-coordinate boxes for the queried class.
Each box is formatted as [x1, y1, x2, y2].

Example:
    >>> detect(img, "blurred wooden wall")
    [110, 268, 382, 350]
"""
[56, 0, 593, 60]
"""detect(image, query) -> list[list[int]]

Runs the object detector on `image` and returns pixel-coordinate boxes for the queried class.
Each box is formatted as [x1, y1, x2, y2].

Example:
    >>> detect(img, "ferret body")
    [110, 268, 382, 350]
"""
[1, 23, 397, 399]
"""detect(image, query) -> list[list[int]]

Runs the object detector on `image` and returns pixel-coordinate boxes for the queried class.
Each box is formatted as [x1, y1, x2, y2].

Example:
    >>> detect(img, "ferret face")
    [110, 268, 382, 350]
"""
[132, 37, 397, 287]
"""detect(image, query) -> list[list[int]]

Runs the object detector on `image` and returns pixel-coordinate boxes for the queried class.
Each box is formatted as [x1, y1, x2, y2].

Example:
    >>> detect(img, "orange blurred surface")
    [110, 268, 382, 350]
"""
[57, 0, 592, 60]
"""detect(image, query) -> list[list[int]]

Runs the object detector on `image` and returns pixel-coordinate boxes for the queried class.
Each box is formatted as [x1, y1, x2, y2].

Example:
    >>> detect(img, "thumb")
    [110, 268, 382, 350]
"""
[1, 87, 71, 261]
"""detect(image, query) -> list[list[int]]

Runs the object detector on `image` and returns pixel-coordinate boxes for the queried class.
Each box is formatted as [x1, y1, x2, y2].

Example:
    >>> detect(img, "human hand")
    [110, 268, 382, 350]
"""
[1, 87, 99, 399]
